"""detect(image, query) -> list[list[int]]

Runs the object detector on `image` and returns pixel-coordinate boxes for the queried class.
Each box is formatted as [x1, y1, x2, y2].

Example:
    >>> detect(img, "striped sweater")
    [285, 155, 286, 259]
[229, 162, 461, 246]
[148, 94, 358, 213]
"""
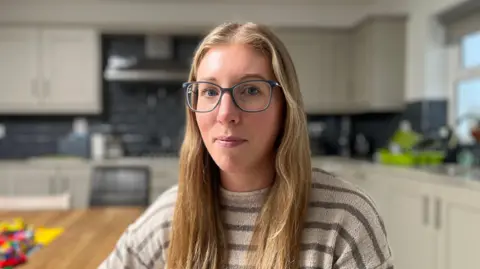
[98, 169, 394, 269]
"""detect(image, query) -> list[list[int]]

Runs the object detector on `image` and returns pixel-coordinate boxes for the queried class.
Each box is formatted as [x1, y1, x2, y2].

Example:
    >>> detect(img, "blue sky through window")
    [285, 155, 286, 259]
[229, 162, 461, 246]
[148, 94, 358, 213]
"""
[457, 78, 480, 143]
[462, 31, 480, 68]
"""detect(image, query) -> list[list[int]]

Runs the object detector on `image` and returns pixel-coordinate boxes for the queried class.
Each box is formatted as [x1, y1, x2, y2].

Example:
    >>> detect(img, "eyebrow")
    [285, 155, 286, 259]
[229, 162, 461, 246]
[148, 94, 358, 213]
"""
[196, 74, 269, 83]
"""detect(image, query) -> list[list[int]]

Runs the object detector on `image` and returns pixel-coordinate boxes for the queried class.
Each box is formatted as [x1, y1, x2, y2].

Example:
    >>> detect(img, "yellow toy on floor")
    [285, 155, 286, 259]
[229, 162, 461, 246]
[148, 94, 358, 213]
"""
[0, 218, 64, 246]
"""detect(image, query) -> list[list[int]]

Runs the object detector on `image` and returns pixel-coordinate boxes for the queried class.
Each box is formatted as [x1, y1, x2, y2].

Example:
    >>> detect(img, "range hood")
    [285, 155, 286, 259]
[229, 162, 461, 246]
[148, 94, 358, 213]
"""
[103, 35, 191, 82]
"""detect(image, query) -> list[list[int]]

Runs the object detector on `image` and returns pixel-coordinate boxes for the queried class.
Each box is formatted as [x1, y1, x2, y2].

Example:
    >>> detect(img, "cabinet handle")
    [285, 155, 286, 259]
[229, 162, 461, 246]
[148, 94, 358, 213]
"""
[435, 197, 442, 230]
[423, 195, 429, 226]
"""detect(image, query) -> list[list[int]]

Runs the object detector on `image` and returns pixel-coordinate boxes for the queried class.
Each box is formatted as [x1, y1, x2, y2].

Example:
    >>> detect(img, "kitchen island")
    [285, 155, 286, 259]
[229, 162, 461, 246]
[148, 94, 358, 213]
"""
[1, 207, 144, 269]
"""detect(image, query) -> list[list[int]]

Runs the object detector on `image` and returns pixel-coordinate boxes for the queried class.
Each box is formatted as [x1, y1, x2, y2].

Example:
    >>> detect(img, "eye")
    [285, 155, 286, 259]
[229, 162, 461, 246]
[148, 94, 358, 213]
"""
[200, 88, 219, 97]
[241, 85, 260, 96]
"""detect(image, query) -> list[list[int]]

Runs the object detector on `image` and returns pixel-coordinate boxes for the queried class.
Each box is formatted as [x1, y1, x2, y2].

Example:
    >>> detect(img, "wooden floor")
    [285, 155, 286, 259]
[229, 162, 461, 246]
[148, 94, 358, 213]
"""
[0, 207, 144, 269]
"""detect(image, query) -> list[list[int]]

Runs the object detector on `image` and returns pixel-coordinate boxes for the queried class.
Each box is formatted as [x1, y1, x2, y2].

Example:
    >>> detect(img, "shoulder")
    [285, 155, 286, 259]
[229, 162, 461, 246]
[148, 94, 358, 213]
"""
[97, 186, 178, 269]
[308, 168, 394, 268]
[127, 184, 178, 238]
[310, 167, 377, 210]
[125, 185, 178, 265]
[129, 184, 178, 233]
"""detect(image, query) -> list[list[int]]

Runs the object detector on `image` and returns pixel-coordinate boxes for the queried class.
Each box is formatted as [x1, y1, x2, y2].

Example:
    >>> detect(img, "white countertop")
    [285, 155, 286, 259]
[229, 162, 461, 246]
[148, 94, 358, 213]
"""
[311, 156, 480, 192]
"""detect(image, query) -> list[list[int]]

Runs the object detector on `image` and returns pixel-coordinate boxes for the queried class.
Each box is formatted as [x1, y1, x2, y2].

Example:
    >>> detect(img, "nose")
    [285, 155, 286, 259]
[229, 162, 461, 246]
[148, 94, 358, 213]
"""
[216, 92, 240, 125]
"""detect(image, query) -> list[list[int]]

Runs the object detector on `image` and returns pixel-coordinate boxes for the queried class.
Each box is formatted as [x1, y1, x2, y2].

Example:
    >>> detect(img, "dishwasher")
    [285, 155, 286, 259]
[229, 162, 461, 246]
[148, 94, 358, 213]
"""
[90, 166, 151, 207]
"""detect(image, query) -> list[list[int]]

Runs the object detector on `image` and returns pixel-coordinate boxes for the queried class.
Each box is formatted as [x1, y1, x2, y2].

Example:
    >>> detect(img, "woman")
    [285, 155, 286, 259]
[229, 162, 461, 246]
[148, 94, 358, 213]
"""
[99, 22, 393, 269]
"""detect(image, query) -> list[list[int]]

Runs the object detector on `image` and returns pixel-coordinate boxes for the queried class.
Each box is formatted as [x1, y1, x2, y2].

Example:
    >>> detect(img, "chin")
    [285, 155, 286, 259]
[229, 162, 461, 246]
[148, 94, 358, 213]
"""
[209, 150, 251, 174]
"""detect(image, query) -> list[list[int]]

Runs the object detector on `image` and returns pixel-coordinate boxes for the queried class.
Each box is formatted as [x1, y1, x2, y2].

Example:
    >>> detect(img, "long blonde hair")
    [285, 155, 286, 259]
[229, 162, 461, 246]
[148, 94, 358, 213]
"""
[166, 22, 312, 269]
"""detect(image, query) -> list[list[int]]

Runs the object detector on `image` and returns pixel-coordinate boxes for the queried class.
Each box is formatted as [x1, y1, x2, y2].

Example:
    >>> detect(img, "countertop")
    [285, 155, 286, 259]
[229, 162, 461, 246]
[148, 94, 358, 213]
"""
[0, 207, 144, 269]
[311, 156, 480, 192]
[2, 156, 480, 192]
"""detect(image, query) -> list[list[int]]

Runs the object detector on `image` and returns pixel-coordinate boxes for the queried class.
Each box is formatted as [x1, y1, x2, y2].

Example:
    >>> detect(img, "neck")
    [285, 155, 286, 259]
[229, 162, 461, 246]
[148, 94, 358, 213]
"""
[220, 161, 275, 193]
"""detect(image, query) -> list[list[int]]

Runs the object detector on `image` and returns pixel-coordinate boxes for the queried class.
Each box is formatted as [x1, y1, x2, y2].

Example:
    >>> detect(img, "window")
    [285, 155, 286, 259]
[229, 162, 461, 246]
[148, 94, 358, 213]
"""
[461, 31, 480, 68]
[449, 31, 480, 144]
[456, 78, 480, 143]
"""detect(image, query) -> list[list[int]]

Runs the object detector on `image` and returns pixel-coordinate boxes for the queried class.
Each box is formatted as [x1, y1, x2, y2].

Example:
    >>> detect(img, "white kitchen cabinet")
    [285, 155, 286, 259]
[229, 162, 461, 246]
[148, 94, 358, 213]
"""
[331, 32, 352, 112]
[387, 177, 438, 269]
[56, 166, 92, 209]
[0, 169, 12, 195]
[4, 167, 58, 196]
[0, 28, 40, 111]
[150, 167, 178, 203]
[351, 170, 480, 269]
[276, 30, 351, 114]
[40, 29, 101, 113]
[0, 164, 91, 209]
[0, 26, 101, 114]
[436, 183, 480, 269]
[351, 17, 406, 112]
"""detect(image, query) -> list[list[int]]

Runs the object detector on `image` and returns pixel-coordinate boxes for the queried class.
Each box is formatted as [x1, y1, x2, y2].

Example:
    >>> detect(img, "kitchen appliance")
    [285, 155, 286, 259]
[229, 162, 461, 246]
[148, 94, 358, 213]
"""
[103, 35, 190, 82]
[90, 166, 151, 206]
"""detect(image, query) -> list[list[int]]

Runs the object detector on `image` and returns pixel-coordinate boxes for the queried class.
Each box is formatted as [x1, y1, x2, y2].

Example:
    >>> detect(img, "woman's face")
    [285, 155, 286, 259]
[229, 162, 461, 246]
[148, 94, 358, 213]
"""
[195, 44, 284, 173]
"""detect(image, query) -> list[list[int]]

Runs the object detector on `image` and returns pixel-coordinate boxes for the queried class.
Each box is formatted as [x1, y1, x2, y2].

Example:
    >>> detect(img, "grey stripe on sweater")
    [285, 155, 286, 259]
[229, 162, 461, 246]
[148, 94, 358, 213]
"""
[98, 169, 394, 269]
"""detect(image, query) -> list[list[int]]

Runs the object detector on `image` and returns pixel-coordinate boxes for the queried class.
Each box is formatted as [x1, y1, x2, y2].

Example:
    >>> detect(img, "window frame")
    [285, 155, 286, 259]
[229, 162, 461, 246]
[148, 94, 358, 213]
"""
[447, 31, 480, 144]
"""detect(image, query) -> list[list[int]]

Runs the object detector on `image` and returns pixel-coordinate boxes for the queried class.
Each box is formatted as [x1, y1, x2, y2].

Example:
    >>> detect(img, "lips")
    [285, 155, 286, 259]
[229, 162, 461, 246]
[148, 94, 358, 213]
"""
[215, 136, 247, 148]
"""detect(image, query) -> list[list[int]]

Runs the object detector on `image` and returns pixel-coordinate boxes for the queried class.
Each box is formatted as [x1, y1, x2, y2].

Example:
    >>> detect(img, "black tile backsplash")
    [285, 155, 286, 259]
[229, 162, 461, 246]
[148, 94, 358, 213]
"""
[350, 112, 403, 150]
[306, 99, 448, 157]
[402, 99, 448, 134]
[0, 116, 98, 159]
[0, 100, 449, 159]
[106, 81, 186, 156]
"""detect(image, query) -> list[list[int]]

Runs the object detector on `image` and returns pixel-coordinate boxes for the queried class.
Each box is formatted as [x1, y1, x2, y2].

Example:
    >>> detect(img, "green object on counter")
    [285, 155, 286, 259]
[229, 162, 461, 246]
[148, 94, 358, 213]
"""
[390, 130, 422, 151]
[376, 149, 445, 166]
[377, 149, 416, 166]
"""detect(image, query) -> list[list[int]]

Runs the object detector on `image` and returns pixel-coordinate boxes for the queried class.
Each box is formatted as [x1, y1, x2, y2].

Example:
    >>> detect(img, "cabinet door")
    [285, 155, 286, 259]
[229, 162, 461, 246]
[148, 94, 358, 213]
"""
[9, 169, 56, 196]
[352, 23, 373, 109]
[352, 27, 366, 108]
[332, 33, 352, 112]
[388, 178, 437, 269]
[0, 28, 41, 113]
[0, 170, 12, 195]
[436, 184, 480, 269]
[278, 31, 335, 113]
[57, 167, 91, 209]
[150, 168, 178, 204]
[370, 20, 406, 110]
[41, 28, 100, 113]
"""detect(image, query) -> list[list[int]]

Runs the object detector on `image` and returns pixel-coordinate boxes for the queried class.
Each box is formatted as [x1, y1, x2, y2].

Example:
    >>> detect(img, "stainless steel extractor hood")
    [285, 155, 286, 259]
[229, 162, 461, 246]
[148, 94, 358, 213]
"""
[103, 35, 191, 82]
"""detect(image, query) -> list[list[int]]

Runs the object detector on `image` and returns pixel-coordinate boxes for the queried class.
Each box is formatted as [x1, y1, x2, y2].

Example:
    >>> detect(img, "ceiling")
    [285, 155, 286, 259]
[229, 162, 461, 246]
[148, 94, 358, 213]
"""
[101, 0, 377, 4]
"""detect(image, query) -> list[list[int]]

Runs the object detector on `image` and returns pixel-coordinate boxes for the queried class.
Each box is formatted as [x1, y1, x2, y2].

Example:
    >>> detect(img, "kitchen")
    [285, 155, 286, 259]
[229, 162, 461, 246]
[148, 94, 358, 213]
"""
[0, 0, 479, 268]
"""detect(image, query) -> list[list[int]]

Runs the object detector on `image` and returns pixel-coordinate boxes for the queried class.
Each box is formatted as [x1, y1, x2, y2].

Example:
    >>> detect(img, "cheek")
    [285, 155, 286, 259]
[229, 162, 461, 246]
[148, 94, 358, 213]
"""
[249, 110, 283, 140]
[195, 113, 215, 140]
